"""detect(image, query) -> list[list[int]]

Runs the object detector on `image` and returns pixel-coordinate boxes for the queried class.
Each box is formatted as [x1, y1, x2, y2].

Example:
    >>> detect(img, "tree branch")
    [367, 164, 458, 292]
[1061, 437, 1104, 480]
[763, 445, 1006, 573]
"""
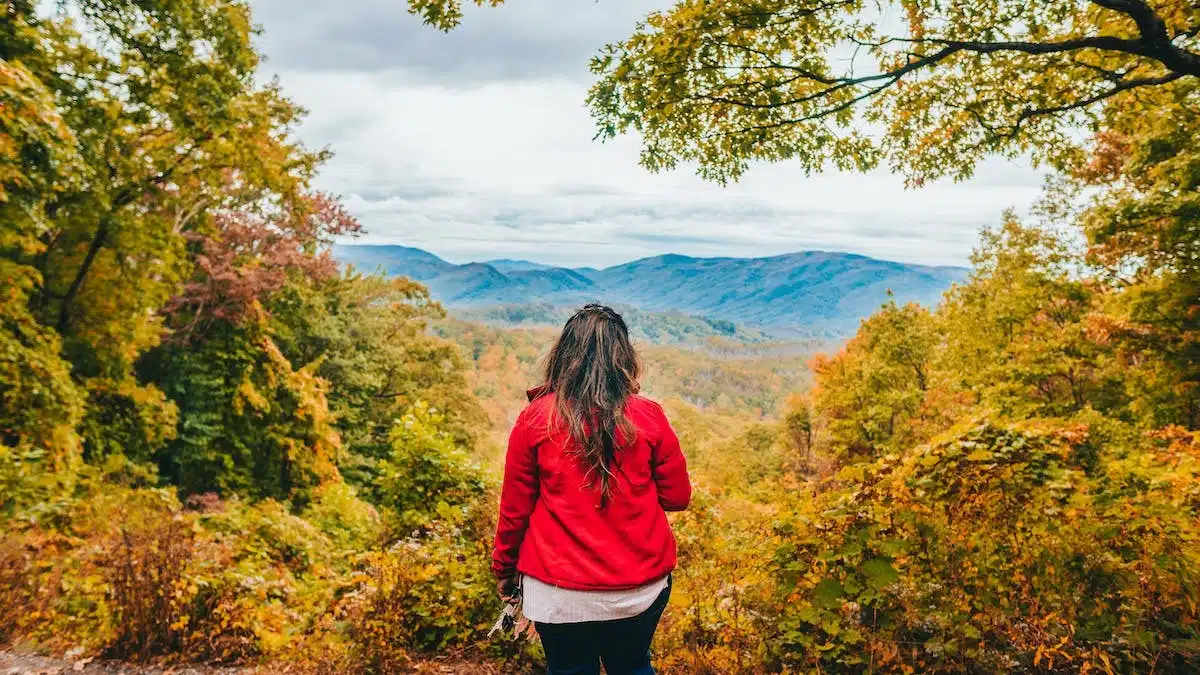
[56, 216, 112, 332]
[667, 44, 964, 115]
[56, 134, 212, 332]
[1013, 71, 1186, 128]
[1088, 0, 1200, 76]
[897, 34, 1156, 60]
[663, 24, 1194, 116]
[700, 61, 1183, 147]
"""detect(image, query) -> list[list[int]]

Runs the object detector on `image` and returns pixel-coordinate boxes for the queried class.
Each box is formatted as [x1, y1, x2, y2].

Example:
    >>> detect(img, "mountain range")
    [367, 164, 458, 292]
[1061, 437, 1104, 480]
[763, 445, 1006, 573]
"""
[333, 244, 969, 335]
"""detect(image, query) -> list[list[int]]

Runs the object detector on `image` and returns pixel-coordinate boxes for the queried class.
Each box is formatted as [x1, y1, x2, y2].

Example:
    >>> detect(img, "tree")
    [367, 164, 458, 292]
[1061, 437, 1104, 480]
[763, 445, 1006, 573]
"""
[140, 308, 341, 501]
[0, 52, 85, 450]
[783, 393, 815, 470]
[773, 420, 1200, 672]
[163, 191, 360, 337]
[411, 0, 1199, 184]
[373, 402, 488, 534]
[936, 217, 1124, 419]
[810, 300, 940, 458]
[1, 0, 327, 462]
[266, 272, 487, 492]
[1073, 80, 1200, 427]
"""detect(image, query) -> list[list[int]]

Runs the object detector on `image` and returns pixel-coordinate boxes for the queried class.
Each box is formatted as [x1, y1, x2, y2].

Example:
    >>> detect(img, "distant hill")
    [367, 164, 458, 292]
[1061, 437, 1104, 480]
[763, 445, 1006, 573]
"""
[334, 245, 968, 335]
[334, 244, 449, 281]
[486, 259, 555, 273]
[453, 303, 781, 345]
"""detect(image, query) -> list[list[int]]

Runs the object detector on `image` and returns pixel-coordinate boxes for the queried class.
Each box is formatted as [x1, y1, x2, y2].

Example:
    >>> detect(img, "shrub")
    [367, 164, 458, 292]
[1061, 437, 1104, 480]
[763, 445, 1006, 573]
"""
[101, 504, 194, 659]
[772, 421, 1200, 673]
[0, 482, 357, 664]
[656, 488, 780, 674]
[0, 485, 185, 656]
[0, 531, 30, 645]
[184, 497, 344, 663]
[374, 402, 489, 535]
[345, 521, 497, 671]
[302, 481, 383, 554]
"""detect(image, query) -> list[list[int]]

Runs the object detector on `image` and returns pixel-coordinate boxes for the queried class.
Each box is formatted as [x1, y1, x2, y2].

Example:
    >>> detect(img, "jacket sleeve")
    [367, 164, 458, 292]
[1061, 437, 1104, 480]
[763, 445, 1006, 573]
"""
[492, 410, 538, 579]
[651, 406, 692, 512]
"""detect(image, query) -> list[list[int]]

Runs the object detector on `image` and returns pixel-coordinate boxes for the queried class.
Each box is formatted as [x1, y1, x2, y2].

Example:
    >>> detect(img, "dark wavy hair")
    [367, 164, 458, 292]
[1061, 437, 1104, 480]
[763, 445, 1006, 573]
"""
[542, 304, 641, 498]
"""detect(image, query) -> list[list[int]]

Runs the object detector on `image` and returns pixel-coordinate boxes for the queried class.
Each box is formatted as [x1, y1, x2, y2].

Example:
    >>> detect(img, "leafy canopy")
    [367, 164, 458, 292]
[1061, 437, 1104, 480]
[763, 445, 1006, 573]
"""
[408, 0, 1199, 184]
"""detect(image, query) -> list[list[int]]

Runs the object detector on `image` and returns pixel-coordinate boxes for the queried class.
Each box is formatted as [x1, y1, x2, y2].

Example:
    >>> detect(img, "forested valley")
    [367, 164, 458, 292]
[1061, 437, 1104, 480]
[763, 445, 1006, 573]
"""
[2, 0, 1198, 673]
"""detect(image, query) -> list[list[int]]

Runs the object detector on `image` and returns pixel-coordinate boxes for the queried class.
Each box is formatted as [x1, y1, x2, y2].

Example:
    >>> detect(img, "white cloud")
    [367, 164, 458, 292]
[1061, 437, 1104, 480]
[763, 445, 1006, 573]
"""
[252, 1, 1048, 269]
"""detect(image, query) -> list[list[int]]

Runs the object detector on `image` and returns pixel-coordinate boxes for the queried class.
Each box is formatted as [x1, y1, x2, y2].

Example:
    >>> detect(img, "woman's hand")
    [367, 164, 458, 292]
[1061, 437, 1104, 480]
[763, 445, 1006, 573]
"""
[497, 574, 518, 603]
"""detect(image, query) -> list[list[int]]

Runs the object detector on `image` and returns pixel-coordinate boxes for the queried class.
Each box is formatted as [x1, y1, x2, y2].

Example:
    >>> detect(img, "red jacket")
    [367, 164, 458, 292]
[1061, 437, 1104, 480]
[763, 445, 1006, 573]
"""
[492, 388, 692, 590]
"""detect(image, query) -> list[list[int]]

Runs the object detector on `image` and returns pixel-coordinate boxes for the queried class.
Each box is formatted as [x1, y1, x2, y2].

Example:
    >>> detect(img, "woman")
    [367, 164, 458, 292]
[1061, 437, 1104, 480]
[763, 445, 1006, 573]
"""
[492, 303, 692, 675]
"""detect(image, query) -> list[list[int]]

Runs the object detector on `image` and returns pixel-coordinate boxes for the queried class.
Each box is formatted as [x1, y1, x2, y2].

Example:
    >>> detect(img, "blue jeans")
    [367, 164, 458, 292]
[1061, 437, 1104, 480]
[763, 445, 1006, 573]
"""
[534, 577, 672, 675]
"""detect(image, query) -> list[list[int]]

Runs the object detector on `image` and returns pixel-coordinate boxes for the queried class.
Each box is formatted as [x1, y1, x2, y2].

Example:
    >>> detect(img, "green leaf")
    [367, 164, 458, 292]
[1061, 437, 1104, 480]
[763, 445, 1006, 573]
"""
[861, 558, 900, 589]
[837, 540, 863, 558]
[812, 578, 845, 609]
[794, 605, 821, 623]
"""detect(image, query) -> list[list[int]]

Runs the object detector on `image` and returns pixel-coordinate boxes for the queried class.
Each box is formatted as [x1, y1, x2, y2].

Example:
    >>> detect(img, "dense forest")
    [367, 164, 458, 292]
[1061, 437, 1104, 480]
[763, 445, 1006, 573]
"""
[2, 0, 1199, 674]
[448, 304, 787, 346]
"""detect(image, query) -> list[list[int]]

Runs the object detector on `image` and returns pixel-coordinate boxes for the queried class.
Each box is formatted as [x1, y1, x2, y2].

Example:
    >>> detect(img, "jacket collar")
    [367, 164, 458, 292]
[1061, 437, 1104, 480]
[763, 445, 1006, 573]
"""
[526, 384, 551, 402]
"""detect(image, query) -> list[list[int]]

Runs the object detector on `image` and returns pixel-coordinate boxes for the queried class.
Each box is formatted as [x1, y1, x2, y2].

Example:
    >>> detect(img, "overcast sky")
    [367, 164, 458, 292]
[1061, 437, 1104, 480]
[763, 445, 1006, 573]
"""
[250, 0, 1045, 268]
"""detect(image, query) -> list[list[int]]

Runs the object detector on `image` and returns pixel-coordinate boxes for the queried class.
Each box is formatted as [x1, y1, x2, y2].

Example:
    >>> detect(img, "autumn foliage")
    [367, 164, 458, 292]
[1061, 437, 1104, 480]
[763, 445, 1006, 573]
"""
[3, 0, 1200, 673]
[0, 0, 511, 669]
[771, 85, 1200, 672]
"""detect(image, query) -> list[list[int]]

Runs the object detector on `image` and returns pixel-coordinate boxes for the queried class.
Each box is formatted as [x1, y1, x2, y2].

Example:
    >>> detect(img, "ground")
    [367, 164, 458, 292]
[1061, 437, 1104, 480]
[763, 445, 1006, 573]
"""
[0, 651, 245, 675]
[0, 651, 524, 675]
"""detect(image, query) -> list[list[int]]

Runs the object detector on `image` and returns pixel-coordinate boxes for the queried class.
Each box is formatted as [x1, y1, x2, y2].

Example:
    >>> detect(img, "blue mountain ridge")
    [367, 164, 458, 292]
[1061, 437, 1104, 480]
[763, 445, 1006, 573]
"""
[333, 244, 969, 334]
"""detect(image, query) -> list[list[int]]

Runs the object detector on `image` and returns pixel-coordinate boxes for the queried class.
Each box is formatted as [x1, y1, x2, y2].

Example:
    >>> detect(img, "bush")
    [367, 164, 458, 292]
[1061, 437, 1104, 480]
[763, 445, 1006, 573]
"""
[184, 497, 344, 662]
[0, 397, 502, 668]
[0, 531, 31, 645]
[0, 442, 82, 523]
[346, 522, 497, 671]
[302, 481, 383, 554]
[374, 402, 489, 534]
[101, 500, 194, 659]
[0, 486, 185, 656]
[0, 481, 352, 663]
[656, 488, 780, 674]
[772, 421, 1200, 673]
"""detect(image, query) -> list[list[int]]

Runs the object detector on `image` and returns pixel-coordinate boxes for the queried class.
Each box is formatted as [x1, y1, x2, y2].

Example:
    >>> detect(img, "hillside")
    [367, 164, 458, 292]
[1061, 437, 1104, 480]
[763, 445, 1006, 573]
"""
[451, 303, 802, 345]
[334, 245, 967, 334]
[431, 319, 815, 457]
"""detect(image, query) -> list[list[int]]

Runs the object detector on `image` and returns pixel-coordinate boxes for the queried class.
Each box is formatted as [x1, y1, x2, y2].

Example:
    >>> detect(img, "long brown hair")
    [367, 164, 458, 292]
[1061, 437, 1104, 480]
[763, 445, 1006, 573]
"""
[542, 304, 641, 498]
